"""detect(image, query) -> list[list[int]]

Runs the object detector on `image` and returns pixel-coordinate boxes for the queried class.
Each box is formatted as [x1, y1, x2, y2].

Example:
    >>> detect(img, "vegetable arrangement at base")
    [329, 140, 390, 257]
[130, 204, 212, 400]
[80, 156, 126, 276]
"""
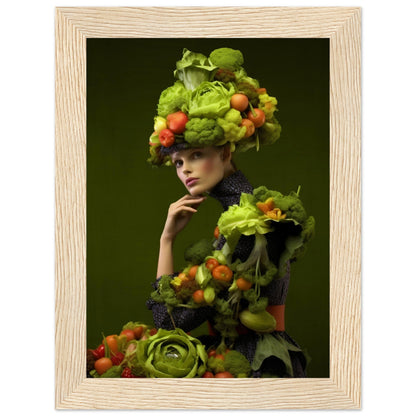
[87, 322, 257, 378]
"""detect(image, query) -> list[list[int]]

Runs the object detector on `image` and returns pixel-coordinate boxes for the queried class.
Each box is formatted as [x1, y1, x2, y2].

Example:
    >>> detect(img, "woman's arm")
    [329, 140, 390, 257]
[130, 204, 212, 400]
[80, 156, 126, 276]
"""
[156, 194, 206, 278]
[156, 237, 174, 277]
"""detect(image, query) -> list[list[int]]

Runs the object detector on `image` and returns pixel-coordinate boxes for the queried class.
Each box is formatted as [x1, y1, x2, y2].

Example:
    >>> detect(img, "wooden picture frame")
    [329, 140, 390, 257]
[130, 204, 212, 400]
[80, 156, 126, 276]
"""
[55, 7, 361, 409]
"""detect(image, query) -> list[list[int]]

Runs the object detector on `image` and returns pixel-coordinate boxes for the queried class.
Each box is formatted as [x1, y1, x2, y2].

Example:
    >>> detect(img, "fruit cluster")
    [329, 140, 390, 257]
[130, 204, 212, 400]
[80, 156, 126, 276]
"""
[87, 323, 156, 378]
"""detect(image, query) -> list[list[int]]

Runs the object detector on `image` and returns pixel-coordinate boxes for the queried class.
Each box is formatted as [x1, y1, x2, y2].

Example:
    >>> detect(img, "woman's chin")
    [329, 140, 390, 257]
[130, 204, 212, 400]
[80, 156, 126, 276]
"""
[187, 184, 208, 196]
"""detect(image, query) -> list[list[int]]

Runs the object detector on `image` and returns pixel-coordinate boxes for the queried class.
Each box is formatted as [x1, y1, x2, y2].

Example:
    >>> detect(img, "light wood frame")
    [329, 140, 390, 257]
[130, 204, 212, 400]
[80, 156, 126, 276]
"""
[55, 7, 361, 409]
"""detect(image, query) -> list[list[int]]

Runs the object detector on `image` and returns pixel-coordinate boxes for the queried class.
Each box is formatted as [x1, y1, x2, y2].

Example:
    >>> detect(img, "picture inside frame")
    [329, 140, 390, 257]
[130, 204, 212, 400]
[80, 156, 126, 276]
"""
[86, 38, 329, 379]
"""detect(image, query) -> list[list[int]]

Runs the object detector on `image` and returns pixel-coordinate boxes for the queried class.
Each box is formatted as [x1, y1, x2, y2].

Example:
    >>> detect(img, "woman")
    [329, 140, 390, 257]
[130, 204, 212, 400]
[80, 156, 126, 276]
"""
[157, 146, 234, 278]
[146, 48, 314, 377]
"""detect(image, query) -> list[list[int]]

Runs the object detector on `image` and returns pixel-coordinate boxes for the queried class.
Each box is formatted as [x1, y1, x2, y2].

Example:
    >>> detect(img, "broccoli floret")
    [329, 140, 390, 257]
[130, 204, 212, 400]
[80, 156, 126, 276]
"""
[157, 81, 190, 117]
[150, 274, 181, 312]
[184, 238, 214, 265]
[224, 350, 252, 378]
[209, 48, 244, 71]
[207, 356, 226, 374]
[184, 118, 224, 146]
[253, 187, 308, 224]
[248, 297, 268, 313]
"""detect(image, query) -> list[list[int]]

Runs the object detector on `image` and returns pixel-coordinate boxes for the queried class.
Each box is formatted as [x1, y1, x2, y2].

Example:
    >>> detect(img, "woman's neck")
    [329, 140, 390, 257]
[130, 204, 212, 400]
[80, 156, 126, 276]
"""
[209, 170, 253, 210]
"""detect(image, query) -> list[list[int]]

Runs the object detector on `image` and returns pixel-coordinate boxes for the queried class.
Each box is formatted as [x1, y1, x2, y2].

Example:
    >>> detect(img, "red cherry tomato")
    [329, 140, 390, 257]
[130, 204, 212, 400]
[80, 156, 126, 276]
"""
[212, 265, 233, 282]
[214, 371, 234, 378]
[120, 329, 135, 341]
[92, 344, 105, 360]
[205, 258, 220, 272]
[208, 349, 217, 358]
[166, 111, 188, 134]
[159, 129, 175, 147]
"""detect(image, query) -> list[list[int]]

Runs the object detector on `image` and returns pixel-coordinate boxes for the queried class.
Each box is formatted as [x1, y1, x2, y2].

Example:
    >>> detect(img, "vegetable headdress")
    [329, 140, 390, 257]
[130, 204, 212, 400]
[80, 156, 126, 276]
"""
[148, 47, 282, 166]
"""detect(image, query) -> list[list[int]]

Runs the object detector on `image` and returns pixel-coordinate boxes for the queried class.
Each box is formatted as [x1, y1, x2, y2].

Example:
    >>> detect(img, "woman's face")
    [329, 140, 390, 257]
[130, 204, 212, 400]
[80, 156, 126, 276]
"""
[171, 147, 232, 196]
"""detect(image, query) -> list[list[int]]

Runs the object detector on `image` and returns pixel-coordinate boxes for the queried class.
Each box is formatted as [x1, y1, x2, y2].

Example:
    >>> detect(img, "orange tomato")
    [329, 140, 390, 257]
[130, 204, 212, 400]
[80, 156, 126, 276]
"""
[236, 277, 252, 291]
[240, 118, 255, 138]
[215, 354, 225, 361]
[94, 357, 113, 375]
[230, 93, 249, 112]
[105, 335, 119, 354]
[178, 272, 189, 282]
[256, 87, 267, 94]
[133, 326, 144, 339]
[205, 258, 220, 272]
[202, 371, 215, 378]
[188, 265, 199, 280]
[215, 371, 234, 378]
[212, 265, 233, 282]
[120, 329, 135, 342]
[214, 226, 220, 239]
[193, 289, 205, 303]
[247, 108, 266, 128]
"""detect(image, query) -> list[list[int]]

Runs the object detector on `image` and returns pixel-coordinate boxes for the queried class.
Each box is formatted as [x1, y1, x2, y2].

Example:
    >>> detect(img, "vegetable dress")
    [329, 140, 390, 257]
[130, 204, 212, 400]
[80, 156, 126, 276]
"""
[147, 169, 313, 377]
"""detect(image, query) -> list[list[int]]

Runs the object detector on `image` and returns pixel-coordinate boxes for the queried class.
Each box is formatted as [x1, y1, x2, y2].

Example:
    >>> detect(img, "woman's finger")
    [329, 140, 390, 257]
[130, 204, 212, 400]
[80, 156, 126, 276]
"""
[170, 196, 206, 209]
[175, 194, 204, 203]
[171, 206, 197, 215]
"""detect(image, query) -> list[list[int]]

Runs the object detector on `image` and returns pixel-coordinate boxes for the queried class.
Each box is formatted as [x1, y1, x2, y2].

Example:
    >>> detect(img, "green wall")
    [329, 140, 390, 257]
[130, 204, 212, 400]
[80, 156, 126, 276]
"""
[87, 38, 329, 377]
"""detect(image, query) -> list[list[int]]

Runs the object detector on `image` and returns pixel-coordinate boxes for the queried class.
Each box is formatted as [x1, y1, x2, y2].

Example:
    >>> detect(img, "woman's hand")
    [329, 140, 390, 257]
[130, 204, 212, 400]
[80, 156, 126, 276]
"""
[161, 194, 206, 242]
[157, 194, 205, 278]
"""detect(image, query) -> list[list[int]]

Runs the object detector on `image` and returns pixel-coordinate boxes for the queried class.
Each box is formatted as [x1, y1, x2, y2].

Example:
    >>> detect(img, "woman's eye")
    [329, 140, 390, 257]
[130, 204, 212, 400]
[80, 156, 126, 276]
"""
[174, 160, 183, 168]
[192, 151, 204, 159]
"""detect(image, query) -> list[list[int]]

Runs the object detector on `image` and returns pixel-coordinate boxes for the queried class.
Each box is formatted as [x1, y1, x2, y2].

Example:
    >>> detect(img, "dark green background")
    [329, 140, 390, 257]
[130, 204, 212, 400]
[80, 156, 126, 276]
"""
[87, 38, 329, 377]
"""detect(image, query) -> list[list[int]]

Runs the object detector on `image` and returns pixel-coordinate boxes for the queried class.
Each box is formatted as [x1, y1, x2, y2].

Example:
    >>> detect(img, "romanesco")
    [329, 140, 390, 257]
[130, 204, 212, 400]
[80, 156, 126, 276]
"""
[217, 109, 246, 144]
[258, 93, 278, 120]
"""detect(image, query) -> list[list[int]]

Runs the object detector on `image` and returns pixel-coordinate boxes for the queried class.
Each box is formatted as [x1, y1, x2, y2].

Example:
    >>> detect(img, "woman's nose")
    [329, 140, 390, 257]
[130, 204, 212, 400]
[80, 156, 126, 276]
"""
[182, 161, 192, 174]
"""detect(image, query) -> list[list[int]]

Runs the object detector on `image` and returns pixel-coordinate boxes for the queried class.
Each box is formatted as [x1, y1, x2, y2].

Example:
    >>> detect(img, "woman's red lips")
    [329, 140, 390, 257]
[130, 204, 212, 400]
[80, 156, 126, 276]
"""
[186, 178, 198, 187]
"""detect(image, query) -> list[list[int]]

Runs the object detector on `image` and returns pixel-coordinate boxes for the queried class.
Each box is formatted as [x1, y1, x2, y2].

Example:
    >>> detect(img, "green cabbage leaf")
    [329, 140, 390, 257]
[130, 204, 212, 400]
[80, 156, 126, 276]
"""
[188, 81, 236, 119]
[174, 48, 218, 91]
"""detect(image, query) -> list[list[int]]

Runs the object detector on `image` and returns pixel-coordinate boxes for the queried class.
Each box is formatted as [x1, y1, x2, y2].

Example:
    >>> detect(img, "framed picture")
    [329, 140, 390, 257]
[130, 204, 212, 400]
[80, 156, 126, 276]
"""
[55, 7, 361, 409]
